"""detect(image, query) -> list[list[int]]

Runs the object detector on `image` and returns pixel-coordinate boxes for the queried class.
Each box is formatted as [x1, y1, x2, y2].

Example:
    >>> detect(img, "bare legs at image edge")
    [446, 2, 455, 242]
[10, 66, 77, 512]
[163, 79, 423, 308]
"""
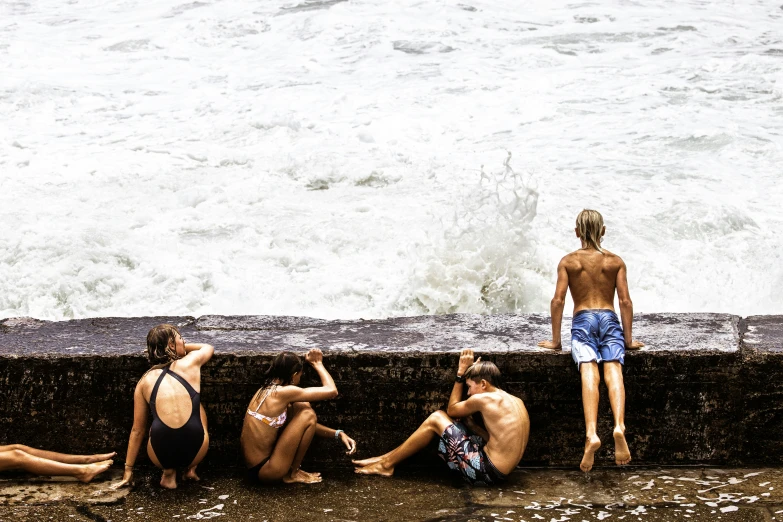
[579, 361, 631, 473]
[0, 445, 115, 482]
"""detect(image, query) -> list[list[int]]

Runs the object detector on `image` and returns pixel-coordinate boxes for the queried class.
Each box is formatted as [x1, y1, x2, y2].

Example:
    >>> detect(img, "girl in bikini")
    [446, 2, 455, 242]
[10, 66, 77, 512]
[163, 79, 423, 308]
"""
[240, 349, 357, 484]
[113, 324, 214, 489]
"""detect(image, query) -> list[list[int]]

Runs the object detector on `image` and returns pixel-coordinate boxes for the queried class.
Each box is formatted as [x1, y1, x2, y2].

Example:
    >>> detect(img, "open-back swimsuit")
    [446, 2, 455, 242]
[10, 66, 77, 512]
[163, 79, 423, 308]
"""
[245, 385, 287, 479]
[149, 364, 205, 469]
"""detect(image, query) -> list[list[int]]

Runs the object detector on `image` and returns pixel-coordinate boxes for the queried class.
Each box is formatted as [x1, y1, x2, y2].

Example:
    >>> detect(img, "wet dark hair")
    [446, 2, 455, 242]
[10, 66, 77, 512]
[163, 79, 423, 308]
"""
[146, 324, 180, 366]
[463, 360, 503, 387]
[262, 352, 303, 388]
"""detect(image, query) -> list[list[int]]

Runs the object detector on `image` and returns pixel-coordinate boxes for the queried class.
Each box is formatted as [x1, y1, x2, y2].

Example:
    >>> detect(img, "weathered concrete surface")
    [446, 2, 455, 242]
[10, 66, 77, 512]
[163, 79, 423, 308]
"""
[0, 313, 758, 469]
[742, 316, 783, 463]
[2, 467, 783, 521]
[0, 469, 127, 506]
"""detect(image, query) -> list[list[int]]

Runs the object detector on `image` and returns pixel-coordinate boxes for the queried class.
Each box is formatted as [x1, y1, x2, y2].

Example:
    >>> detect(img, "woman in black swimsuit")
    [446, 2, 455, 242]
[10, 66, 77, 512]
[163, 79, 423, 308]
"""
[240, 349, 357, 484]
[112, 324, 214, 489]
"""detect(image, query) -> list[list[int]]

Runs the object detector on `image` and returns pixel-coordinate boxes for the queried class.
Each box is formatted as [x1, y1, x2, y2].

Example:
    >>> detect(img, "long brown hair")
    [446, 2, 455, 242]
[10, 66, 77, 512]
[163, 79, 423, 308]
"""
[146, 324, 181, 366]
[262, 352, 303, 388]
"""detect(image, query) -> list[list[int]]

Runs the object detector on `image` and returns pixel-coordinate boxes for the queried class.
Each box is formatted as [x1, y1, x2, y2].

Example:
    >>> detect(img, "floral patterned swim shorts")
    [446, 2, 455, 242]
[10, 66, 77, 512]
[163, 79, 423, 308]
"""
[437, 422, 507, 486]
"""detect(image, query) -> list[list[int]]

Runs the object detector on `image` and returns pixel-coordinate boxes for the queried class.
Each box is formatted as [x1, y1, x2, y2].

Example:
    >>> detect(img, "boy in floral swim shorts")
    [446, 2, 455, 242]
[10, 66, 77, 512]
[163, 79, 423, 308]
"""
[539, 209, 644, 472]
[354, 349, 529, 485]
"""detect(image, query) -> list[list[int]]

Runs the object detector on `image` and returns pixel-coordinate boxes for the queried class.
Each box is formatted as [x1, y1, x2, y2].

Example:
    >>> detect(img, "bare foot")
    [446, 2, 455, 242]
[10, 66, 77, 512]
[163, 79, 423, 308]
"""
[83, 452, 117, 464]
[354, 460, 394, 477]
[580, 435, 601, 473]
[183, 467, 200, 481]
[79, 460, 113, 483]
[283, 469, 322, 484]
[614, 427, 632, 465]
[351, 456, 384, 467]
[160, 470, 177, 489]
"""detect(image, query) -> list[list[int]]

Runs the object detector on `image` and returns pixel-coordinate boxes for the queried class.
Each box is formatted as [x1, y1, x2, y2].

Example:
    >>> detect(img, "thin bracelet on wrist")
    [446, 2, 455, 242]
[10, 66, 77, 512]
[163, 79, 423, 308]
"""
[124, 464, 134, 468]
[334, 429, 344, 440]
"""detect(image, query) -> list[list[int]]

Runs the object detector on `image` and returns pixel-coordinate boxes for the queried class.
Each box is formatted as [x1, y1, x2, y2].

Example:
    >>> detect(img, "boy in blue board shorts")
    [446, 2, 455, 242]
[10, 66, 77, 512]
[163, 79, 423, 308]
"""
[539, 210, 644, 472]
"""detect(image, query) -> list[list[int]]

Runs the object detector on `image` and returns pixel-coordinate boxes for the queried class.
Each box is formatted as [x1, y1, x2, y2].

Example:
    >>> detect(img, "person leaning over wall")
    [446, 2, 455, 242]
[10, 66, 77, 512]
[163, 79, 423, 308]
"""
[112, 324, 214, 490]
[241, 348, 357, 484]
[538, 209, 644, 472]
[353, 349, 529, 486]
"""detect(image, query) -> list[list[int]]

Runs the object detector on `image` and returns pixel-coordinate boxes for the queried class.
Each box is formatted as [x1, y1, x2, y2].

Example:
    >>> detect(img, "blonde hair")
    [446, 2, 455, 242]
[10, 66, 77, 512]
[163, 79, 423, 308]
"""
[576, 209, 604, 253]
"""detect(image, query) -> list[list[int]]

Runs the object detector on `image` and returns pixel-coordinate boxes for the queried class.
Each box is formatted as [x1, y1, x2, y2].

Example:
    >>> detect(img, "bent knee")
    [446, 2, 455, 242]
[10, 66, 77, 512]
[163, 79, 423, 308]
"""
[291, 403, 317, 425]
[427, 410, 452, 425]
[258, 462, 289, 482]
[302, 407, 317, 424]
[10, 448, 30, 462]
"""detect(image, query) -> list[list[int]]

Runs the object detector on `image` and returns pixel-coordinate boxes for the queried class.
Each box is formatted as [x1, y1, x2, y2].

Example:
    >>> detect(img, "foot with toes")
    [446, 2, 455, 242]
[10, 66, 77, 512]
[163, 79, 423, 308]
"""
[83, 452, 116, 464]
[580, 435, 601, 473]
[614, 426, 632, 465]
[79, 460, 113, 483]
[283, 469, 322, 484]
[353, 459, 394, 477]
[183, 467, 200, 481]
[160, 470, 177, 489]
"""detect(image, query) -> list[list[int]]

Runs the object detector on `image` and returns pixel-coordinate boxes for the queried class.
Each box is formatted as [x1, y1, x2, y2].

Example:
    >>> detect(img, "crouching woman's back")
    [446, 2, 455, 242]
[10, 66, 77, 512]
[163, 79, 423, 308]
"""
[113, 324, 214, 490]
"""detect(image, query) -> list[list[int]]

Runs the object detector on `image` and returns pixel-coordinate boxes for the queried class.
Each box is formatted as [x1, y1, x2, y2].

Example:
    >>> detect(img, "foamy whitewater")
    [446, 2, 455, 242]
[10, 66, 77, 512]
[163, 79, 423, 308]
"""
[1, 0, 781, 320]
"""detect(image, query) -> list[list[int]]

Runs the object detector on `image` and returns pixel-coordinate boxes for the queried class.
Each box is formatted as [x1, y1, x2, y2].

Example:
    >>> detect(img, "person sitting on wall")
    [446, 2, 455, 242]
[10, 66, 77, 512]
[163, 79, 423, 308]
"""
[241, 349, 357, 484]
[538, 209, 644, 472]
[0, 444, 114, 482]
[353, 349, 529, 486]
[112, 324, 214, 489]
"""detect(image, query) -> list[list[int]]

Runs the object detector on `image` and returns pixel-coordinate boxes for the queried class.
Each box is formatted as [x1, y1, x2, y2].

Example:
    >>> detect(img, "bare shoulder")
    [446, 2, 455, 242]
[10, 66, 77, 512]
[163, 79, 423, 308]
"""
[274, 384, 301, 401]
[601, 249, 625, 267]
[136, 370, 158, 398]
[140, 368, 159, 385]
[560, 252, 580, 268]
[470, 392, 494, 408]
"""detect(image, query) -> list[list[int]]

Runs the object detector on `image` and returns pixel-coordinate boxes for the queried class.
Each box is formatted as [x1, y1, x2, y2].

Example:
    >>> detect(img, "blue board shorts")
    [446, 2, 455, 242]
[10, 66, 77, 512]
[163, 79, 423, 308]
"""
[570, 309, 626, 367]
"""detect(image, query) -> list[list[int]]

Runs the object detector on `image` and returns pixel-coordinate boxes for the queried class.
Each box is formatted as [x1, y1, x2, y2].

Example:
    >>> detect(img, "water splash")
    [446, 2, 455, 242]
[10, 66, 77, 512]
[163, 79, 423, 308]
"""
[407, 153, 551, 315]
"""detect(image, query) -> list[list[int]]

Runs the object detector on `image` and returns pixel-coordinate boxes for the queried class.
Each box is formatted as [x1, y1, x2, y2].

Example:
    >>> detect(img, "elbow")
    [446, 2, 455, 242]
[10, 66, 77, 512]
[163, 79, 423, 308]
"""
[551, 297, 565, 308]
[619, 298, 633, 309]
[446, 405, 458, 417]
[328, 387, 339, 400]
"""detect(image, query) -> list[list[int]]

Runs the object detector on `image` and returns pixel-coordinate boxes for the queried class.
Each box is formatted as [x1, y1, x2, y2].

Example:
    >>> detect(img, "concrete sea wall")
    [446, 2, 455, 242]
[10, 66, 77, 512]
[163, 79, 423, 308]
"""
[0, 313, 781, 468]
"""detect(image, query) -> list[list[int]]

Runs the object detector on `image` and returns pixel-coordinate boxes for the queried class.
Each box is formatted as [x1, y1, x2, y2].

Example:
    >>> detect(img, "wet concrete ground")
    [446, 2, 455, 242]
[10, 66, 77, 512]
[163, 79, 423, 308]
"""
[2, 466, 783, 521]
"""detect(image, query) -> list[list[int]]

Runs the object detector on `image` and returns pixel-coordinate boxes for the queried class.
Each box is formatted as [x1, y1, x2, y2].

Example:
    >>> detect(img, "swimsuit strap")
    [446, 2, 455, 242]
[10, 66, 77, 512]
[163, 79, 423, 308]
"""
[149, 364, 171, 416]
[253, 385, 275, 413]
[163, 367, 199, 399]
[247, 385, 287, 428]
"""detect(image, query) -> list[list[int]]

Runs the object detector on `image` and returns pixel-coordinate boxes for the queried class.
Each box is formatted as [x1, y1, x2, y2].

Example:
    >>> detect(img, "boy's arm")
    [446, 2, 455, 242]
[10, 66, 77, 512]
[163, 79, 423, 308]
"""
[616, 260, 644, 349]
[538, 259, 568, 349]
[447, 349, 483, 418]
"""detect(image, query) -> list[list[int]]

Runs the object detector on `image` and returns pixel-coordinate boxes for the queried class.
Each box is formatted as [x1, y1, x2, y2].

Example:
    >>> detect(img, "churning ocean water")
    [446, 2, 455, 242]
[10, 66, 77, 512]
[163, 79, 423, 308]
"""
[0, 0, 781, 321]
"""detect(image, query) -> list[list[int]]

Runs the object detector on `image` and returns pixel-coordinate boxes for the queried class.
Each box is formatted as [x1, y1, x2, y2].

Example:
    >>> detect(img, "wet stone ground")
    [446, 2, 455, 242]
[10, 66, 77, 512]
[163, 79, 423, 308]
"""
[2, 466, 783, 521]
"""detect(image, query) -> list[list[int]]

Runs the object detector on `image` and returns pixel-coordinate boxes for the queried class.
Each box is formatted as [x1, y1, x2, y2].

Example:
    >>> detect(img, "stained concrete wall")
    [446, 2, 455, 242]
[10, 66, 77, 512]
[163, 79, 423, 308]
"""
[0, 313, 780, 468]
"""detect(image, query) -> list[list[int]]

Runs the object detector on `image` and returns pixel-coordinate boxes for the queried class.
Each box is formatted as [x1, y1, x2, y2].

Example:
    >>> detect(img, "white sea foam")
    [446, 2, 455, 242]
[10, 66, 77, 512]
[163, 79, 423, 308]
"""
[0, 0, 781, 320]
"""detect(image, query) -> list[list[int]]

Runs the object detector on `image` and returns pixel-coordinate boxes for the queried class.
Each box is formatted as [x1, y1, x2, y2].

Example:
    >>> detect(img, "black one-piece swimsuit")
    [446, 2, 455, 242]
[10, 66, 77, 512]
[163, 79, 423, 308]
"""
[149, 365, 205, 469]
